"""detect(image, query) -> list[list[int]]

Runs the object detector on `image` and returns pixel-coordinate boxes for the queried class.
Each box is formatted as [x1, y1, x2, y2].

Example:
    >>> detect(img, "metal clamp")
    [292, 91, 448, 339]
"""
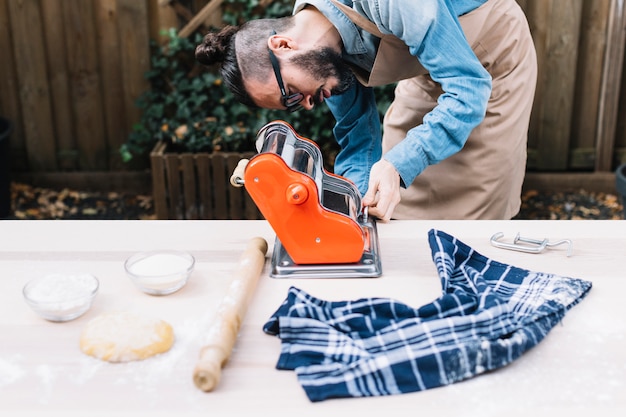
[490, 232, 573, 257]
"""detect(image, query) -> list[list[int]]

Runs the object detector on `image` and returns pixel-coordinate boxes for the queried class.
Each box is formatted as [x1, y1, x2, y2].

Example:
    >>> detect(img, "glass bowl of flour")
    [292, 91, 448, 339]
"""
[124, 250, 195, 295]
[23, 273, 100, 322]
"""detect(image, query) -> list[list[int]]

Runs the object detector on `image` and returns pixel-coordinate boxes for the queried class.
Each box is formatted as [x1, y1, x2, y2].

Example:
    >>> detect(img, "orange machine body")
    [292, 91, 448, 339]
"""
[244, 153, 366, 265]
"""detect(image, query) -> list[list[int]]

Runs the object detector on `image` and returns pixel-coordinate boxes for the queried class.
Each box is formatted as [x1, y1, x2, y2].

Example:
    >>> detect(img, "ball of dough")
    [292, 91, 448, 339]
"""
[80, 311, 174, 362]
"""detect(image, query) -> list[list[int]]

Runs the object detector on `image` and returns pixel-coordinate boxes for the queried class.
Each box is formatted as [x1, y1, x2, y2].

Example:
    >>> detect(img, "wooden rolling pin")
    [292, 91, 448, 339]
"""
[193, 236, 268, 392]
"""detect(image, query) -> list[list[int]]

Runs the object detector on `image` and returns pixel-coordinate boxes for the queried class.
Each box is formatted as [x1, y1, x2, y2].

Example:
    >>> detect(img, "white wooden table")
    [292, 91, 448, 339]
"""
[1, 220, 624, 416]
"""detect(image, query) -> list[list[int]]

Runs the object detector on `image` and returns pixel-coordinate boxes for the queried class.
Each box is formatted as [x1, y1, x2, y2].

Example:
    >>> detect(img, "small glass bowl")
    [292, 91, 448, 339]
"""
[23, 273, 99, 322]
[124, 250, 195, 295]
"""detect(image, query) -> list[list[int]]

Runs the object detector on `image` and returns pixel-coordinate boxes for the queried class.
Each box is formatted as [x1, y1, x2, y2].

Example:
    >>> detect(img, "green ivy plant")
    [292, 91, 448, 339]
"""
[120, 0, 395, 171]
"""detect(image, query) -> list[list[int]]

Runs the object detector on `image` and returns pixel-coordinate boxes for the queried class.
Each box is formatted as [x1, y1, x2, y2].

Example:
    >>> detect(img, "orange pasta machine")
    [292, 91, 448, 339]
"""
[230, 121, 382, 278]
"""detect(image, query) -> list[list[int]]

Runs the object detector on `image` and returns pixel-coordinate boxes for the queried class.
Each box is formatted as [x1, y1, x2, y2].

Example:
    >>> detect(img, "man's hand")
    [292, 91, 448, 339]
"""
[362, 159, 401, 222]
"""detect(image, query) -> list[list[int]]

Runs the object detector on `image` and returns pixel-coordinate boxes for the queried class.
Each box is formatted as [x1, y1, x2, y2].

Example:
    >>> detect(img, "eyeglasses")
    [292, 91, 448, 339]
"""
[268, 31, 304, 112]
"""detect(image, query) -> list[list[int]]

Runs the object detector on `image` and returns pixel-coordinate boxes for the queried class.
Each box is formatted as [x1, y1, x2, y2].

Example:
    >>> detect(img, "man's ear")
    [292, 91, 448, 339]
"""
[268, 34, 298, 54]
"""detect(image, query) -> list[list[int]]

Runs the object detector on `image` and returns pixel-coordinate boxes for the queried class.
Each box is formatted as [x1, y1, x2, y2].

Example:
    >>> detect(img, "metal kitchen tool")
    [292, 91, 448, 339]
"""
[490, 232, 573, 257]
[230, 120, 382, 278]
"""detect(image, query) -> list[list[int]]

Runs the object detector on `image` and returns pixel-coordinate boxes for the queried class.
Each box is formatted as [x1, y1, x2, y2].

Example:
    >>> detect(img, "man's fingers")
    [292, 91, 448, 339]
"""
[366, 193, 394, 222]
[367, 206, 390, 222]
[362, 159, 401, 222]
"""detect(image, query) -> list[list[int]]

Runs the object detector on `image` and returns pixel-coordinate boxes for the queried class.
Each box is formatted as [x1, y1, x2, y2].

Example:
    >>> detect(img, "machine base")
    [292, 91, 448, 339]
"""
[269, 219, 382, 279]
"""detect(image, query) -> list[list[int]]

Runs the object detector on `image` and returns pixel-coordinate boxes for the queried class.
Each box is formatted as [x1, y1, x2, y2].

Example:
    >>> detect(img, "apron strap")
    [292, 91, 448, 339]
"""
[330, 0, 426, 86]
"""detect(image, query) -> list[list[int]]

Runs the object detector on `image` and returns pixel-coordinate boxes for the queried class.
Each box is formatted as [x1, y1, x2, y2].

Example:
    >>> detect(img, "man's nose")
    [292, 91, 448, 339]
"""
[300, 95, 315, 110]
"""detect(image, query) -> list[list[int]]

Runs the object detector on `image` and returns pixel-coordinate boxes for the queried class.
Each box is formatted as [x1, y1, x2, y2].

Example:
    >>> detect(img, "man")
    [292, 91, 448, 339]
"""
[195, 0, 537, 221]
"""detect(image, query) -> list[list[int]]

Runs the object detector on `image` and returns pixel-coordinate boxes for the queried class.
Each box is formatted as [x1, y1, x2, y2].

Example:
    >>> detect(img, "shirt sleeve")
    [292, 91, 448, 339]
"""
[325, 82, 382, 195]
[333, 0, 492, 188]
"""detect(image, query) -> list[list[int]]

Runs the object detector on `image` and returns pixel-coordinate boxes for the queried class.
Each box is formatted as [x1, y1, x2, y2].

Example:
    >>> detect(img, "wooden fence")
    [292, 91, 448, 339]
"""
[1, 0, 626, 193]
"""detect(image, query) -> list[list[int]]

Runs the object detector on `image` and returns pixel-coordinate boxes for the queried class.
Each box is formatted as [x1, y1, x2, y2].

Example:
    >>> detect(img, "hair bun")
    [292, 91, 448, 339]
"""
[195, 25, 238, 66]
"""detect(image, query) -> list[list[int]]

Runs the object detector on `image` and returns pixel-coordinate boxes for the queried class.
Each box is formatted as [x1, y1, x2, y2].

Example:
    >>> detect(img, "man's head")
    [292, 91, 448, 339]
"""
[195, 17, 355, 111]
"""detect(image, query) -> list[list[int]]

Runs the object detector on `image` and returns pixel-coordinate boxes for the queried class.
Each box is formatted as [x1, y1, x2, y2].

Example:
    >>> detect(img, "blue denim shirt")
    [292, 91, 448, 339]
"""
[293, 0, 491, 195]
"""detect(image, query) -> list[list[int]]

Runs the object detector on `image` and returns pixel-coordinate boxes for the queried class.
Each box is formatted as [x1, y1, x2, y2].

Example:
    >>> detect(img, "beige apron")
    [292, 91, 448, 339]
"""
[332, 0, 537, 219]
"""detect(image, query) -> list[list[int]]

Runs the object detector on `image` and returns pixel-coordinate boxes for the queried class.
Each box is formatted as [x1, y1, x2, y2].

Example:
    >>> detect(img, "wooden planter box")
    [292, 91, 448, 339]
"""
[150, 141, 262, 220]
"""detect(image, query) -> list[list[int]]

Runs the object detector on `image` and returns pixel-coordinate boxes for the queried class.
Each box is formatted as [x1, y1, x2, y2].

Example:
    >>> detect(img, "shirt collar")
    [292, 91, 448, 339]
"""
[293, 0, 368, 55]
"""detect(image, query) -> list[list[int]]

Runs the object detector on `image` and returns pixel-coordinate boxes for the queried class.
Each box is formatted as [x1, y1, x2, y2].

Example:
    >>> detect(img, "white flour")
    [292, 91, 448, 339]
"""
[127, 253, 193, 291]
[127, 253, 191, 276]
[0, 355, 26, 387]
[24, 273, 98, 314]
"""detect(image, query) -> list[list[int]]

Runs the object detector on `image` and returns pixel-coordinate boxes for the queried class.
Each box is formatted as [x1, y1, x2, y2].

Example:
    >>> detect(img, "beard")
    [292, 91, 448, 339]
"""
[289, 47, 355, 105]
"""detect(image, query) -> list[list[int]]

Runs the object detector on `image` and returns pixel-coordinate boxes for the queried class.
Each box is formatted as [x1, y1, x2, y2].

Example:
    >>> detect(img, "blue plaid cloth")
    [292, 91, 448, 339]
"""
[263, 229, 592, 402]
